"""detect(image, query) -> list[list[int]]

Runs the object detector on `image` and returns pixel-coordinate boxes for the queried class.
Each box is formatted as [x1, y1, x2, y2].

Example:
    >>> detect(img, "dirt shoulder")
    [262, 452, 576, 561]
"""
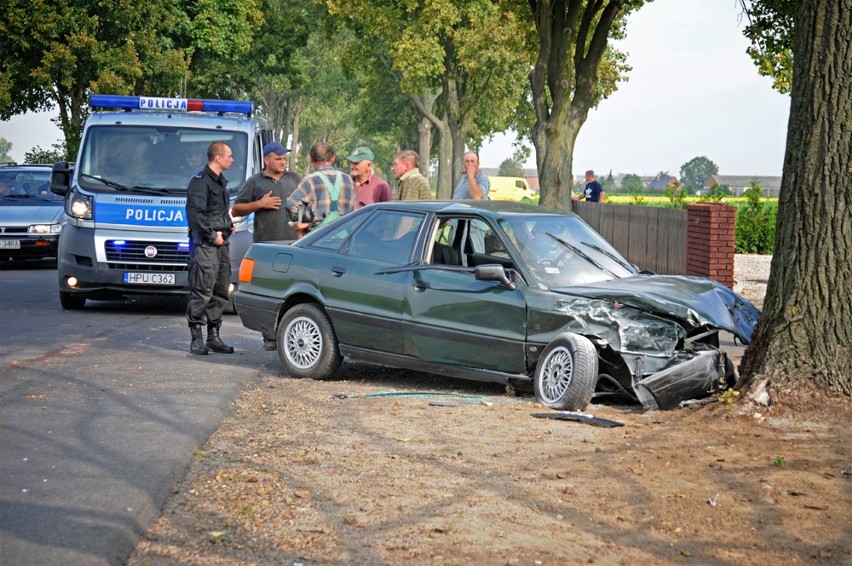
[129, 256, 851, 565]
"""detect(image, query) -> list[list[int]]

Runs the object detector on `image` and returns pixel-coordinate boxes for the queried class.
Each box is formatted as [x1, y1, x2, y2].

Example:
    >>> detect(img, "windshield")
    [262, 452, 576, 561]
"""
[0, 169, 62, 202]
[499, 214, 637, 287]
[76, 125, 248, 193]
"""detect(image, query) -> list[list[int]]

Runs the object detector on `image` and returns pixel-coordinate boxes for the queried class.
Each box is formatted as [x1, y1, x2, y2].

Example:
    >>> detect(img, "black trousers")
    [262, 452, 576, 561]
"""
[186, 242, 230, 327]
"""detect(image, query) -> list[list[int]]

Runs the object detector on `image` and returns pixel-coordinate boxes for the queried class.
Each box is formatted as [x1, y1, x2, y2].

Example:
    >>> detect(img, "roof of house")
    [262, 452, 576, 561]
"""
[707, 175, 782, 189]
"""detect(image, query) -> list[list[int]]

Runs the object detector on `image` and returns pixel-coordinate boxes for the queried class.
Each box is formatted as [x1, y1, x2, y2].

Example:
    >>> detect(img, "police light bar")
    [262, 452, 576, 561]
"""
[89, 95, 254, 117]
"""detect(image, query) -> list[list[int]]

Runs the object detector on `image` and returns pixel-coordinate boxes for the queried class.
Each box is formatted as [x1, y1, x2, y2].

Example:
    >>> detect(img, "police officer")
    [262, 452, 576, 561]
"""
[185, 141, 235, 355]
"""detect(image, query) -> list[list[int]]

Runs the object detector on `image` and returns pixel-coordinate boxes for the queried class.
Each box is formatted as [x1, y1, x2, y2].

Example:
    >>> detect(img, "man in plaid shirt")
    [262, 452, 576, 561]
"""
[286, 143, 356, 237]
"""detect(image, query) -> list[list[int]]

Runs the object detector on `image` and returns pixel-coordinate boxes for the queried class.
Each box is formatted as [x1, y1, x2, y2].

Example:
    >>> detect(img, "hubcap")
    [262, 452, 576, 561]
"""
[284, 316, 323, 369]
[540, 346, 574, 403]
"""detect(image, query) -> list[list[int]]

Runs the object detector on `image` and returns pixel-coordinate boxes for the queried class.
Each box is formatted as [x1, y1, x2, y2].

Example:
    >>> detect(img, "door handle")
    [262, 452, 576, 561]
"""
[412, 279, 431, 291]
[331, 265, 346, 277]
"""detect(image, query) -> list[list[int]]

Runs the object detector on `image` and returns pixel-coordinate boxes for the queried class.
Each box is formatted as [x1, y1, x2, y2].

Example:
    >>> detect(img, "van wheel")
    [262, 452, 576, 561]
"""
[534, 333, 598, 411]
[59, 292, 86, 310]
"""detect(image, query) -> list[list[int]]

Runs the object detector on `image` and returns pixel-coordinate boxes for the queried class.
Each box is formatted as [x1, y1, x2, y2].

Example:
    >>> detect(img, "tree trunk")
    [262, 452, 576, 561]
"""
[435, 118, 453, 199]
[417, 116, 432, 177]
[534, 111, 584, 210]
[290, 101, 301, 173]
[739, 0, 852, 394]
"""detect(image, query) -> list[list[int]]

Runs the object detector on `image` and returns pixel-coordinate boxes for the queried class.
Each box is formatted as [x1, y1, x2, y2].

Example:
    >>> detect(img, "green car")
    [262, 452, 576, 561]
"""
[235, 200, 760, 411]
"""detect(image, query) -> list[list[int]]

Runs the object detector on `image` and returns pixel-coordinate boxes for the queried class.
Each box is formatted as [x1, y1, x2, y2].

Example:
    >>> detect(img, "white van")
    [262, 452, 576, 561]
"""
[487, 176, 537, 202]
[50, 94, 271, 310]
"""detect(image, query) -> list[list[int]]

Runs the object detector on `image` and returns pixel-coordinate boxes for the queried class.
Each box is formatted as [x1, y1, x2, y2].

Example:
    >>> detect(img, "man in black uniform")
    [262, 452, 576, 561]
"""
[185, 141, 236, 355]
[231, 141, 301, 350]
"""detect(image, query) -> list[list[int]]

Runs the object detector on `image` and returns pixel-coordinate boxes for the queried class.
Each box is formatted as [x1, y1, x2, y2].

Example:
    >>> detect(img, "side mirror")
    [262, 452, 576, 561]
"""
[475, 264, 515, 290]
[51, 162, 74, 196]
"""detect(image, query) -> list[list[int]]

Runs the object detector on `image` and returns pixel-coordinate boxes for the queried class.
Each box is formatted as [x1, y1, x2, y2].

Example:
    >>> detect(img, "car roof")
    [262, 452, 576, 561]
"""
[0, 163, 53, 170]
[366, 199, 570, 218]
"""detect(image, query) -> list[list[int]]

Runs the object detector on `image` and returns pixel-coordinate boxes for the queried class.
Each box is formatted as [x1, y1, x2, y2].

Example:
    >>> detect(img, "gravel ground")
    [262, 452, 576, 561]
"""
[734, 253, 772, 307]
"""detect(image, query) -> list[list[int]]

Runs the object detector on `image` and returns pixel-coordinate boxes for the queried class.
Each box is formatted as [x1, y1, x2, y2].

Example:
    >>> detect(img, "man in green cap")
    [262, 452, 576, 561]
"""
[348, 146, 392, 208]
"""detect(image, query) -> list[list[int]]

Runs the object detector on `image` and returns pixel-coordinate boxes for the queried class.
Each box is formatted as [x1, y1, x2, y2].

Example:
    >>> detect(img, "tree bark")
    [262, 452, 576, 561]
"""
[739, 0, 852, 394]
[410, 91, 453, 198]
[417, 116, 432, 177]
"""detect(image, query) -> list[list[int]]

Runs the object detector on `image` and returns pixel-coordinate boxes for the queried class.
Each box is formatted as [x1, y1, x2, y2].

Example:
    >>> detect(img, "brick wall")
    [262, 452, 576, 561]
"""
[686, 203, 736, 288]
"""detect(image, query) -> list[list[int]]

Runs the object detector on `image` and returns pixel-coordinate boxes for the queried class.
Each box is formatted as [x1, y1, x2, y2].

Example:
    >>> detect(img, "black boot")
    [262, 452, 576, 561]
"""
[190, 324, 208, 355]
[206, 322, 234, 354]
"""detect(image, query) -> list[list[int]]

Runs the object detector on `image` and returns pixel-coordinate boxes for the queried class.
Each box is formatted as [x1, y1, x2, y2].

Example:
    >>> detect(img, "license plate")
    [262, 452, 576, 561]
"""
[124, 272, 176, 285]
[0, 239, 21, 249]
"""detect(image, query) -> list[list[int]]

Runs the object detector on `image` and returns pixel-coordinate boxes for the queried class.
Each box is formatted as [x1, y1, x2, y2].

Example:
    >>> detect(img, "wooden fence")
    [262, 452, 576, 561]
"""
[571, 201, 688, 275]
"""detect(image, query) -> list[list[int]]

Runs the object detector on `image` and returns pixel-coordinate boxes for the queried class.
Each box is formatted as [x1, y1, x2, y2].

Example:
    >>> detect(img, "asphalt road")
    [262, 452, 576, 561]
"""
[0, 260, 276, 565]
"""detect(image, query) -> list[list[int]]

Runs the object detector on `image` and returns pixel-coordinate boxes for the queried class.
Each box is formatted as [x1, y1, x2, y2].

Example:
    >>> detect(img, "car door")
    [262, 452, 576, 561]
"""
[404, 217, 528, 373]
[313, 209, 426, 355]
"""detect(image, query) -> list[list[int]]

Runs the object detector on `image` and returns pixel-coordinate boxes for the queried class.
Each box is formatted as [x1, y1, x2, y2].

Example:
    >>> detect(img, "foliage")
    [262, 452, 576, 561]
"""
[739, 0, 794, 94]
[697, 182, 731, 203]
[0, 0, 192, 157]
[629, 192, 646, 205]
[772, 455, 787, 468]
[0, 138, 12, 162]
[664, 180, 688, 209]
[679, 155, 719, 194]
[600, 171, 617, 193]
[498, 158, 525, 177]
[621, 173, 644, 193]
[735, 181, 776, 254]
[24, 144, 65, 165]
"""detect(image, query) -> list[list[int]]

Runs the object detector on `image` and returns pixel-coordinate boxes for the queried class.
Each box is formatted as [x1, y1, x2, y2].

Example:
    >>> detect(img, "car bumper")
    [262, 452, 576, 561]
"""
[234, 291, 280, 338]
[0, 235, 59, 259]
[634, 349, 724, 410]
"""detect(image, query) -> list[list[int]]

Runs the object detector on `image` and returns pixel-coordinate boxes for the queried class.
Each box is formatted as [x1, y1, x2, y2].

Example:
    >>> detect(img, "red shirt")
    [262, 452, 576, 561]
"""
[356, 174, 392, 208]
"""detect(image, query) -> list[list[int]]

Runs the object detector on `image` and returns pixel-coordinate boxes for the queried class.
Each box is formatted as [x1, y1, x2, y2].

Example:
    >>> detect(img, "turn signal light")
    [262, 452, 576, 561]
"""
[239, 259, 255, 283]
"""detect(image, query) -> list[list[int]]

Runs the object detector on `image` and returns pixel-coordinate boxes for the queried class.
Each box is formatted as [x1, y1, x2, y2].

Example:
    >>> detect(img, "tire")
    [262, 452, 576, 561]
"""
[59, 292, 86, 310]
[277, 303, 342, 380]
[534, 333, 598, 410]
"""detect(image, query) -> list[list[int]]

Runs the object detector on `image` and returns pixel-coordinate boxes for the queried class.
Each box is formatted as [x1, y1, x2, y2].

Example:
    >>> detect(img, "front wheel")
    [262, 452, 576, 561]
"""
[59, 292, 86, 310]
[534, 333, 598, 410]
[277, 303, 342, 380]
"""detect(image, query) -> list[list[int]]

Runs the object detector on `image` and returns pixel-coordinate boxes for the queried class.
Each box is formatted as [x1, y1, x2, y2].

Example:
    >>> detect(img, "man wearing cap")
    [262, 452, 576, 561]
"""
[348, 146, 392, 208]
[232, 142, 301, 242]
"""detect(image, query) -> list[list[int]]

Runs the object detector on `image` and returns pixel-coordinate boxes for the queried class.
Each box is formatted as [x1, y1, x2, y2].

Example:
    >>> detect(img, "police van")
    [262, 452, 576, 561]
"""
[50, 94, 271, 310]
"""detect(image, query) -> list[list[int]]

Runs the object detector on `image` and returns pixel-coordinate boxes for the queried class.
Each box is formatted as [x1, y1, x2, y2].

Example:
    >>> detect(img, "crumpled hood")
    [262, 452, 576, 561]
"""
[551, 274, 761, 343]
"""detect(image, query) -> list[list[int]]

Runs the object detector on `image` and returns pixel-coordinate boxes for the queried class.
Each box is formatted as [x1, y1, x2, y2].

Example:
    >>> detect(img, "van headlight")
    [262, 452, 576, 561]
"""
[67, 189, 93, 220]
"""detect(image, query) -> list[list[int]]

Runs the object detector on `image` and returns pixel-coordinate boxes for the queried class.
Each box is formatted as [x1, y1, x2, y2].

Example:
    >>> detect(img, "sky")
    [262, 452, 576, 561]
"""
[0, 0, 790, 177]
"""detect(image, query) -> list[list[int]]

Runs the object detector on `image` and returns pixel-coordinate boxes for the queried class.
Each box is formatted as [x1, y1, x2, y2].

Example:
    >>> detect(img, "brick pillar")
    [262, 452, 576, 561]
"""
[686, 203, 736, 288]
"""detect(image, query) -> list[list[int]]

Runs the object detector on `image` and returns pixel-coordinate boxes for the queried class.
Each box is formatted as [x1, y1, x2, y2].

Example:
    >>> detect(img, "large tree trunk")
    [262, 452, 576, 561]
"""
[528, 0, 626, 210]
[410, 91, 453, 198]
[739, 0, 851, 394]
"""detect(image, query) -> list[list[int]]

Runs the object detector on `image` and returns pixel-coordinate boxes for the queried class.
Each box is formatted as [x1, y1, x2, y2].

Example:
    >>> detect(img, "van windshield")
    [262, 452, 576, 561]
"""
[77, 126, 248, 193]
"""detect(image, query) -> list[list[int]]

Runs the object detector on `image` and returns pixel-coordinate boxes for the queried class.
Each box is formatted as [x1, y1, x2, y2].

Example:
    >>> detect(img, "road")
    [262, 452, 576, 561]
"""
[0, 261, 273, 565]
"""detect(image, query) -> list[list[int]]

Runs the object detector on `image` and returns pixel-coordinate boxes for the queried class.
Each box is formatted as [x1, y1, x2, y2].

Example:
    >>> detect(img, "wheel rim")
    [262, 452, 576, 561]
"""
[284, 315, 323, 369]
[539, 346, 574, 403]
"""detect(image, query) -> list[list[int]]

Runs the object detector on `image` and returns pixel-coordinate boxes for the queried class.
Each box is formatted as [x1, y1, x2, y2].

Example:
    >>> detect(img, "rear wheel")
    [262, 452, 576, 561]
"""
[277, 303, 342, 380]
[59, 292, 86, 310]
[534, 333, 598, 410]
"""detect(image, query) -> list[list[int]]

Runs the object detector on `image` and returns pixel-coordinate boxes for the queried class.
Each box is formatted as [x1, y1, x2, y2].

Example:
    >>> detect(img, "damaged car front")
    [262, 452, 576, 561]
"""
[502, 214, 761, 410]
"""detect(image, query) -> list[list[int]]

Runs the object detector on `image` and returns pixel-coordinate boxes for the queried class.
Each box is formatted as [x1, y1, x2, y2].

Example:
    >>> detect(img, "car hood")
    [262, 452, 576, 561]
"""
[551, 274, 761, 343]
[0, 202, 65, 225]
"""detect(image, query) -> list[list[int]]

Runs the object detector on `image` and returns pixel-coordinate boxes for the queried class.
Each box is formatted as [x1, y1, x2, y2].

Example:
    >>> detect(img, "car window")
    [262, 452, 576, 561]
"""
[430, 216, 514, 270]
[309, 212, 369, 252]
[344, 210, 425, 264]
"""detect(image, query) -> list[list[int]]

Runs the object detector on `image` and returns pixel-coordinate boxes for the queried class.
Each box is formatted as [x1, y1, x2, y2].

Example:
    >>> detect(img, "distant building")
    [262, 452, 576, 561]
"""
[706, 175, 782, 197]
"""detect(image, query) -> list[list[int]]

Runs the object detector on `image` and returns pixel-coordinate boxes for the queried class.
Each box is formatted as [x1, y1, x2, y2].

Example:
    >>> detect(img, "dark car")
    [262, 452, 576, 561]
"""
[235, 201, 760, 411]
[0, 163, 65, 260]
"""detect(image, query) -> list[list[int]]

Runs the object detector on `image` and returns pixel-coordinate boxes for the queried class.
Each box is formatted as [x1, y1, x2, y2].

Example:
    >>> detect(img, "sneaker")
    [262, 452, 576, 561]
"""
[263, 339, 276, 351]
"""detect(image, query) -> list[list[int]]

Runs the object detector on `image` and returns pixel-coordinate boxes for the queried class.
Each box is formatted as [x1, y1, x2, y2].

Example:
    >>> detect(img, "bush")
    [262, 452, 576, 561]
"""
[735, 181, 776, 254]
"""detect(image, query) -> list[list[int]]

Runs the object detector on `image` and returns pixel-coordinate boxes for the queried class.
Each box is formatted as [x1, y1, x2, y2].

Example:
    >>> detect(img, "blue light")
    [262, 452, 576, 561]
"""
[90, 94, 254, 116]
[113, 240, 126, 246]
[178, 242, 190, 249]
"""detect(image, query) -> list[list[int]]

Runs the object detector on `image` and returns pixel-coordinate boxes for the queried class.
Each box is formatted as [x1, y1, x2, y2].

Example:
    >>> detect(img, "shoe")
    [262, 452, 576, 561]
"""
[206, 322, 234, 354]
[263, 338, 276, 351]
[189, 324, 208, 355]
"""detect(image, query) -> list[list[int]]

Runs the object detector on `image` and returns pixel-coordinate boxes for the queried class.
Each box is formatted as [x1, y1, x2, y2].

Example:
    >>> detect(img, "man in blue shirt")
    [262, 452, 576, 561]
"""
[453, 151, 490, 200]
[573, 169, 605, 202]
